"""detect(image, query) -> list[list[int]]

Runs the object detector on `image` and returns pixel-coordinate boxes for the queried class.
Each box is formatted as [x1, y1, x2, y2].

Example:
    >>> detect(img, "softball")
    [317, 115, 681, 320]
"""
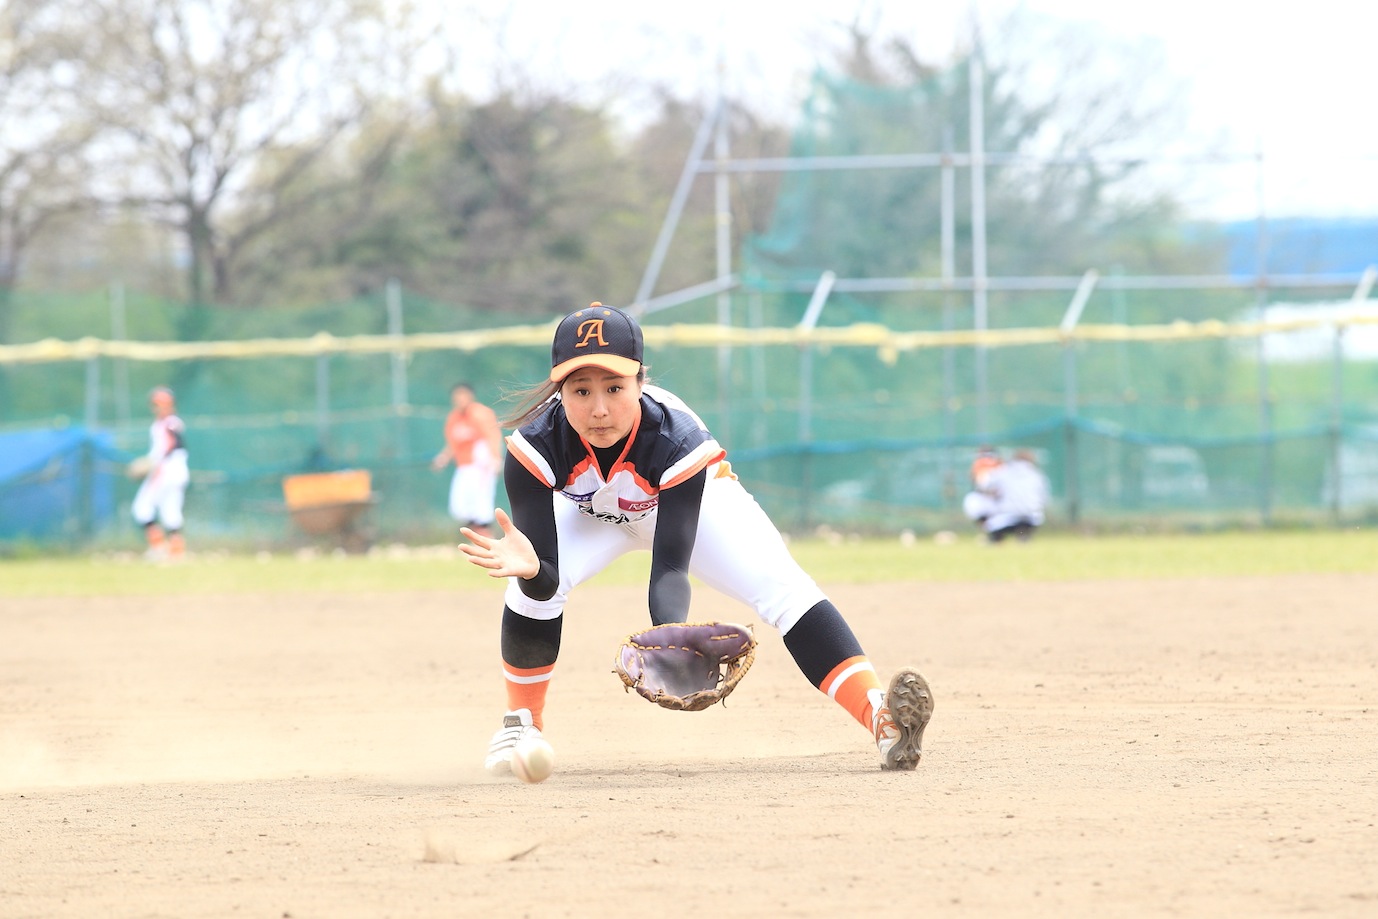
[511, 736, 556, 784]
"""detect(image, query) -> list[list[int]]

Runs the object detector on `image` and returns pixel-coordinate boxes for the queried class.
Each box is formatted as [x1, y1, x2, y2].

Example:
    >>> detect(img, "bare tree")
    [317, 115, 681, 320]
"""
[77, 0, 430, 306]
[0, 0, 104, 415]
[0, 0, 97, 318]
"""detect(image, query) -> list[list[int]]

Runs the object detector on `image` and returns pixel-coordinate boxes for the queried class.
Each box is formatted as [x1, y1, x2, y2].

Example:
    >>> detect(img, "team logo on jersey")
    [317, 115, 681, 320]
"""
[620, 496, 658, 512]
[577, 504, 630, 525]
[573, 319, 608, 349]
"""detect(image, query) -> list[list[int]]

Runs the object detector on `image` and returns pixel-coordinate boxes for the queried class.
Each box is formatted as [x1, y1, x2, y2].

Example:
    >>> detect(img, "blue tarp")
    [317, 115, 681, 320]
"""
[0, 427, 122, 542]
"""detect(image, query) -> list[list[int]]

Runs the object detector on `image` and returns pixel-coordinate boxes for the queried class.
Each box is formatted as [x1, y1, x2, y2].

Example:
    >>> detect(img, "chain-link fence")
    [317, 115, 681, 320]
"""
[4, 282, 1378, 550]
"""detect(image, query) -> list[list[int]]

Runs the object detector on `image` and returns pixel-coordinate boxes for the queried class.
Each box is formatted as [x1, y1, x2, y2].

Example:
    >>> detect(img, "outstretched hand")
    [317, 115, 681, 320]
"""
[459, 508, 539, 580]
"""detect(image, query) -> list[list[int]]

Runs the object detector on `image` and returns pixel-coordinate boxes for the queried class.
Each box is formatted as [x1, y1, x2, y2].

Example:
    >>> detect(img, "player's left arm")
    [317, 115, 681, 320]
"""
[646, 468, 706, 626]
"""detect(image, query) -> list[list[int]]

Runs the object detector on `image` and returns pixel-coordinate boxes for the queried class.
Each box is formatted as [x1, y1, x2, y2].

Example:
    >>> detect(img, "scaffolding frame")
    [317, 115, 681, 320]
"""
[629, 74, 1377, 525]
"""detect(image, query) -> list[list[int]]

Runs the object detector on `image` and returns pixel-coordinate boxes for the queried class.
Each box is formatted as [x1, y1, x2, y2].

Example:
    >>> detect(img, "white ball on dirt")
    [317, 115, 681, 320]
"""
[511, 736, 556, 784]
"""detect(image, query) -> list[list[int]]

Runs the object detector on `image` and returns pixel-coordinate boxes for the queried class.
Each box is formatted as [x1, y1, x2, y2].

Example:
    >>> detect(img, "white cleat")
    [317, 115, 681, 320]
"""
[484, 708, 542, 775]
[873, 668, 934, 771]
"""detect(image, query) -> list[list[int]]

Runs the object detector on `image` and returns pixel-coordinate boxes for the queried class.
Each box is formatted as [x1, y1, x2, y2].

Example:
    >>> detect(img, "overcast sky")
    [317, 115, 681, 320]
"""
[437, 1, 1376, 220]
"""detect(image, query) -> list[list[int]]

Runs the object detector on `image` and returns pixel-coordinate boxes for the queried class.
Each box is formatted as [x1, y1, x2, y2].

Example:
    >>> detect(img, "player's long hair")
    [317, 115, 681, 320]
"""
[502, 366, 650, 430]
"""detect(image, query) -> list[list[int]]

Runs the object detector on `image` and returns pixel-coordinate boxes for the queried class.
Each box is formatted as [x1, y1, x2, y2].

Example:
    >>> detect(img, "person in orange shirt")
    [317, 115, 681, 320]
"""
[431, 382, 503, 538]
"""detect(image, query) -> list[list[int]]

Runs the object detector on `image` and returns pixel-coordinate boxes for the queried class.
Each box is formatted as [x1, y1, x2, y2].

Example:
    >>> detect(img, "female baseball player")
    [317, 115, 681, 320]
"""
[431, 382, 503, 538]
[980, 449, 1050, 543]
[460, 303, 933, 774]
[131, 385, 190, 561]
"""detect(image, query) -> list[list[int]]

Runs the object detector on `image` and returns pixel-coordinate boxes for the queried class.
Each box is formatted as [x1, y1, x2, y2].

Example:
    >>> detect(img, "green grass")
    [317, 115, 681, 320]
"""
[1, 529, 1374, 598]
[786, 528, 1378, 583]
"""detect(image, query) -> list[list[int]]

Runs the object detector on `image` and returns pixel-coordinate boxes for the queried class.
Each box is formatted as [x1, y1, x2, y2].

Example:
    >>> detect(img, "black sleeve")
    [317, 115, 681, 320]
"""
[647, 468, 706, 625]
[504, 449, 560, 601]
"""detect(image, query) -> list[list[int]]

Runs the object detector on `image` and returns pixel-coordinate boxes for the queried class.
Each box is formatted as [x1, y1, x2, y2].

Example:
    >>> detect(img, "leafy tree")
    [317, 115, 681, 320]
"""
[237, 86, 796, 317]
[244, 88, 658, 316]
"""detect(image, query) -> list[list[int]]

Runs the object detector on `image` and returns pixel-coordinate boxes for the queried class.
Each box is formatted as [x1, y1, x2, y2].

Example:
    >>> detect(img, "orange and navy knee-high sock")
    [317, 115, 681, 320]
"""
[499, 606, 562, 730]
[783, 600, 886, 733]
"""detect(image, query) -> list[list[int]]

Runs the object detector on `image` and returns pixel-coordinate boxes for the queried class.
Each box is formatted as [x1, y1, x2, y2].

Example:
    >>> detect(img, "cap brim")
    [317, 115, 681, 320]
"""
[550, 354, 641, 382]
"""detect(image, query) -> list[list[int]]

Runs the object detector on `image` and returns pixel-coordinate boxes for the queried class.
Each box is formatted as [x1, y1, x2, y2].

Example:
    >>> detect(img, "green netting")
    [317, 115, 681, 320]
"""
[3, 286, 1378, 548]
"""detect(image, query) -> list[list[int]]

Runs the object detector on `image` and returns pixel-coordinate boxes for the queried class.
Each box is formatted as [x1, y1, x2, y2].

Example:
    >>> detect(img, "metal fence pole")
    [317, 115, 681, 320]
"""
[84, 355, 100, 430]
[749, 291, 767, 449]
[714, 90, 733, 445]
[633, 102, 720, 312]
[941, 126, 957, 503]
[386, 278, 409, 459]
[109, 282, 131, 432]
[1060, 271, 1099, 525]
[79, 437, 95, 540]
[797, 271, 836, 530]
[1253, 140, 1273, 524]
[315, 352, 331, 456]
[1332, 265, 1377, 524]
[968, 50, 990, 437]
[1330, 322, 1344, 525]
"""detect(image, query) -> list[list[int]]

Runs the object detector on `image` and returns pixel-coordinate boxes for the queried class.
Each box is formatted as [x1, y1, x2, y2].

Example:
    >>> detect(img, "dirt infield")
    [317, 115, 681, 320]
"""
[3, 573, 1376, 917]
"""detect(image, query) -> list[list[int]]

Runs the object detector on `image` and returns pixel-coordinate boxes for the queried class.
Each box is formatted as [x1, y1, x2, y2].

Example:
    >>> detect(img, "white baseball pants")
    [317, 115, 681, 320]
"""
[503, 464, 826, 635]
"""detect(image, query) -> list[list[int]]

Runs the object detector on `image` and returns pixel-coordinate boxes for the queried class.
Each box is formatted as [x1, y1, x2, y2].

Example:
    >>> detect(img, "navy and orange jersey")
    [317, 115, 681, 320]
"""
[505, 385, 725, 525]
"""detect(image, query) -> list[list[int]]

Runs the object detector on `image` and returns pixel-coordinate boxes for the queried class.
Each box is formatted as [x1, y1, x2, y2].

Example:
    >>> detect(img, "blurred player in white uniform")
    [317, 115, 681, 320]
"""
[459, 303, 933, 774]
[130, 386, 190, 561]
[961, 444, 1001, 530]
[981, 449, 1049, 543]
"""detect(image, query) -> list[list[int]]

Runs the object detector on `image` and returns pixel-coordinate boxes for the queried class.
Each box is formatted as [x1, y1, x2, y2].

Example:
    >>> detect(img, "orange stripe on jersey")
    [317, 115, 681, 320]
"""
[620, 464, 659, 495]
[661, 449, 727, 490]
[612, 411, 642, 468]
[589, 412, 645, 485]
[580, 453, 659, 496]
[820, 656, 882, 730]
[506, 438, 554, 487]
[567, 454, 598, 485]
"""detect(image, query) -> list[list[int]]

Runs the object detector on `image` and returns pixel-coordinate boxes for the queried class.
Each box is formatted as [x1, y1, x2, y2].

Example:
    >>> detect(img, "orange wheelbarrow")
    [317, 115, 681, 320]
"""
[282, 469, 377, 553]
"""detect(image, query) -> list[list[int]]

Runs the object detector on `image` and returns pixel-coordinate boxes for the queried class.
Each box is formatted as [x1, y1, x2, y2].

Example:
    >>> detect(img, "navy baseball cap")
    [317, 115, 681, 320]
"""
[549, 302, 644, 382]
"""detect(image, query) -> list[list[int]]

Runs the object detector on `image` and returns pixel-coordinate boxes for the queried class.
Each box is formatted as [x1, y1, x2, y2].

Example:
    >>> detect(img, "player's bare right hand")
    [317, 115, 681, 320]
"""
[460, 508, 539, 580]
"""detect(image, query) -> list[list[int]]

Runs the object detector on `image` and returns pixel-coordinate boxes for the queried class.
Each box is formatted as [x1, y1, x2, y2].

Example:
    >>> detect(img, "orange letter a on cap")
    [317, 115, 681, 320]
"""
[574, 319, 607, 349]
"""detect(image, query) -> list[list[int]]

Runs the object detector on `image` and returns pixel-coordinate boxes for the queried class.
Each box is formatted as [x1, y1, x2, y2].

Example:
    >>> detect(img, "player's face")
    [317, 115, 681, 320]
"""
[559, 368, 642, 448]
